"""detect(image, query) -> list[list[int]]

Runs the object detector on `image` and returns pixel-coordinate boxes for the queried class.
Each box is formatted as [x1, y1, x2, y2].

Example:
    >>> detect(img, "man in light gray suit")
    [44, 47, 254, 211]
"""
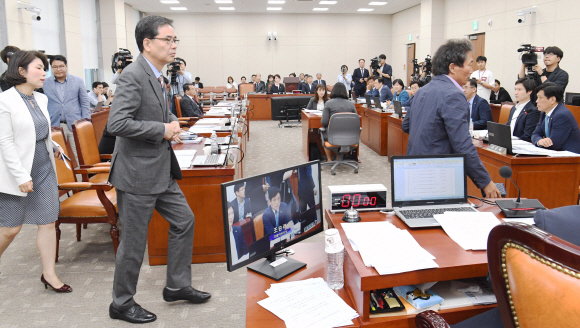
[43, 54, 90, 159]
[107, 15, 210, 324]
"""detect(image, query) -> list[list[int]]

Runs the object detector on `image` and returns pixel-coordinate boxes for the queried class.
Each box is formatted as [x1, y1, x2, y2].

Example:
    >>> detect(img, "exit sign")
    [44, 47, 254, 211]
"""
[408, 34, 412, 41]
[473, 21, 479, 31]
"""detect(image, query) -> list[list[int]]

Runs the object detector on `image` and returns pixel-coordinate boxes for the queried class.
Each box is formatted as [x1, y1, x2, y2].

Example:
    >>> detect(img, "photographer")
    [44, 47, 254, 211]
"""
[111, 60, 123, 84]
[167, 58, 191, 115]
[336, 65, 352, 95]
[377, 54, 392, 88]
[518, 46, 568, 92]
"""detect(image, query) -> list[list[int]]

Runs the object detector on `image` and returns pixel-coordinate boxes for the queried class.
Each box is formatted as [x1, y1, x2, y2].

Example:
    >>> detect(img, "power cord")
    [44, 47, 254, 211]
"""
[468, 195, 497, 207]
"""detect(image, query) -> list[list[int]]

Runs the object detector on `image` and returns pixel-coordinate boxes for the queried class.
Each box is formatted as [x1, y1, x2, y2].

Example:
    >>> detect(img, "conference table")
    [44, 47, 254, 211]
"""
[358, 106, 392, 156]
[248, 93, 313, 120]
[301, 111, 361, 162]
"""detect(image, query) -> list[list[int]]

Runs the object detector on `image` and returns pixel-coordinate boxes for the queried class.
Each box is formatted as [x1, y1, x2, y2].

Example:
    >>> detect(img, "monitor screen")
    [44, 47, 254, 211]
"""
[392, 155, 466, 204]
[222, 161, 322, 272]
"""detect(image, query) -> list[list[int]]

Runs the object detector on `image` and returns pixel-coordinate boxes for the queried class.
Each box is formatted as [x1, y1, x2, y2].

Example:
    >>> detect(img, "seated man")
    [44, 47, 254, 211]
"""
[376, 77, 393, 103]
[365, 76, 378, 97]
[464, 78, 492, 130]
[402, 80, 422, 108]
[180, 83, 204, 117]
[301, 75, 315, 94]
[227, 203, 248, 262]
[231, 182, 252, 225]
[312, 73, 326, 88]
[490, 79, 513, 104]
[262, 187, 293, 237]
[534, 205, 580, 246]
[532, 82, 580, 153]
[88, 81, 106, 108]
[193, 77, 203, 89]
[507, 77, 540, 142]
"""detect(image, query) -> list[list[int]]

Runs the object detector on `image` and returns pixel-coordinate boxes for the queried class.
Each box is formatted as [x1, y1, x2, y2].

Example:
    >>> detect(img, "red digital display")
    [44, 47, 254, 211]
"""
[333, 191, 386, 210]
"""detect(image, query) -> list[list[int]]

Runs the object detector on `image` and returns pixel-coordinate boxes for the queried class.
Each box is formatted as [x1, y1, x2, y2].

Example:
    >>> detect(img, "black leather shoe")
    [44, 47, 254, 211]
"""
[109, 303, 157, 324]
[163, 286, 211, 303]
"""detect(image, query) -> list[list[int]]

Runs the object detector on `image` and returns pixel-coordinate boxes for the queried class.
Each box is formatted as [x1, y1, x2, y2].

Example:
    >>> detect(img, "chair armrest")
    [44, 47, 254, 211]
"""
[414, 310, 450, 328]
[87, 167, 110, 174]
[100, 154, 112, 160]
[94, 162, 111, 167]
[319, 127, 326, 132]
[59, 182, 113, 191]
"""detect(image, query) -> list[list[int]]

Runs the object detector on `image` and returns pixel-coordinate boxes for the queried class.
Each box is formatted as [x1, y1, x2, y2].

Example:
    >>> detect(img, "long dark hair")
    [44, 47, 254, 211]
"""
[330, 82, 348, 99]
[313, 84, 328, 103]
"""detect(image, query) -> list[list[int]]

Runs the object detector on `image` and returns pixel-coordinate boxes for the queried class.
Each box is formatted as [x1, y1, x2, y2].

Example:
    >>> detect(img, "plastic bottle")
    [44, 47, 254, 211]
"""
[469, 118, 474, 138]
[210, 131, 219, 155]
[325, 229, 345, 290]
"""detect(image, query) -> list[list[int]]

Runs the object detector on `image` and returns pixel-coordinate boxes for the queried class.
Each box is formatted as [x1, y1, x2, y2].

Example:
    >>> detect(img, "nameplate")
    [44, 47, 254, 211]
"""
[488, 144, 507, 155]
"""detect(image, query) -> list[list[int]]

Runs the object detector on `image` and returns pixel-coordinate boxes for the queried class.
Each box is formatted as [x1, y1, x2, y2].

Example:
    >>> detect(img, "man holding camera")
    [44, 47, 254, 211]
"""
[518, 46, 568, 92]
[167, 57, 191, 115]
[377, 54, 392, 89]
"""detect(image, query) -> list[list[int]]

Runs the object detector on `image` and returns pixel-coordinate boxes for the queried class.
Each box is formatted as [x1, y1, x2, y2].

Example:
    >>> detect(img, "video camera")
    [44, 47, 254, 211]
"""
[410, 55, 432, 85]
[166, 60, 182, 85]
[517, 44, 544, 77]
[111, 48, 133, 73]
[370, 56, 380, 77]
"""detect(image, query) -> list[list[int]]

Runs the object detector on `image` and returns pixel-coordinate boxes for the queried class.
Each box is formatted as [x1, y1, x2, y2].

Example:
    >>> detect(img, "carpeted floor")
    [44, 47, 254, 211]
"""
[0, 120, 391, 327]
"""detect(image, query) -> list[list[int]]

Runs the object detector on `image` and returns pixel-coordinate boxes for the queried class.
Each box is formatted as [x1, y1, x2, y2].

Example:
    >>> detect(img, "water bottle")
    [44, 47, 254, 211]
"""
[469, 118, 474, 138]
[210, 131, 219, 155]
[325, 229, 345, 290]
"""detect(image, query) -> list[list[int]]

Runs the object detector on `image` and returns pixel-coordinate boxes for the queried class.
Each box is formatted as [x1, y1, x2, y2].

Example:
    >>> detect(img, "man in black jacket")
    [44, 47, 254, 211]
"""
[518, 46, 568, 92]
[490, 80, 513, 104]
[506, 77, 540, 142]
[180, 83, 204, 117]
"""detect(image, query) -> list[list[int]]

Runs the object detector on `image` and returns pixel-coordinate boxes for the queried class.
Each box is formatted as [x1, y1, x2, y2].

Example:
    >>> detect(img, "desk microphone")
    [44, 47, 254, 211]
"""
[495, 166, 545, 218]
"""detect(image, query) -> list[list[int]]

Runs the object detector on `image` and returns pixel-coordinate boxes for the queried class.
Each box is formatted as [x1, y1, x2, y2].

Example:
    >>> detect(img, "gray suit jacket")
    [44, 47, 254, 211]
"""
[321, 98, 357, 127]
[107, 54, 178, 194]
[43, 74, 91, 130]
[534, 205, 580, 246]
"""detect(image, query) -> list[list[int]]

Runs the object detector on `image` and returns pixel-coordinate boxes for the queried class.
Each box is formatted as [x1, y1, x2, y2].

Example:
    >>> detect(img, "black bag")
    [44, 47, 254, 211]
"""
[169, 146, 183, 180]
[309, 143, 321, 161]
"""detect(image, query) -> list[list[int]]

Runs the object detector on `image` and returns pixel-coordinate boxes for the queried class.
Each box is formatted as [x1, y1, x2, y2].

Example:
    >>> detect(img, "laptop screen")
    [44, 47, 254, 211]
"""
[391, 155, 468, 206]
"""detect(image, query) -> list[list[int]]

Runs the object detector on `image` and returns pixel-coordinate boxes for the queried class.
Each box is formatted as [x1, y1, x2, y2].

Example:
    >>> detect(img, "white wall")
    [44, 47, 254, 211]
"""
[443, 0, 580, 98]
[160, 13, 392, 87]
[31, 0, 61, 55]
[391, 5, 421, 85]
[79, 0, 98, 69]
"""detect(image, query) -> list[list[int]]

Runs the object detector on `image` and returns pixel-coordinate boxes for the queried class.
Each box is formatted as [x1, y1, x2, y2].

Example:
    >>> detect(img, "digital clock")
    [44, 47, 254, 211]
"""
[328, 184, 388, 213]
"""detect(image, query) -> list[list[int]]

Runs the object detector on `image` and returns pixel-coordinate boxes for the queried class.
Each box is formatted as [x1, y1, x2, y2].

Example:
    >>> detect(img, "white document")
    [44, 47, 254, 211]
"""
[503, 218, 535, 225]
[434, 212, 501, 250]
[173, 150, 197, 169]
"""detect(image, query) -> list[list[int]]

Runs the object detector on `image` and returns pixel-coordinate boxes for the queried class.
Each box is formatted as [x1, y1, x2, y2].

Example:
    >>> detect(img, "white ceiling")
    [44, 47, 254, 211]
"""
[124, 0, 421, 15]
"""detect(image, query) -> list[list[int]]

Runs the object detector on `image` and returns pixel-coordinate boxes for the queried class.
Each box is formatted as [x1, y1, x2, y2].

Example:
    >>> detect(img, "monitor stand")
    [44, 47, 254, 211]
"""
[247, 253, 306, 281]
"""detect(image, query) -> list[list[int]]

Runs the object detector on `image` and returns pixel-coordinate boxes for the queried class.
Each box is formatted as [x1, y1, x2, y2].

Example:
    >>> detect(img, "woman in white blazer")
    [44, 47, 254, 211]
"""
[0, 51, 71, 293]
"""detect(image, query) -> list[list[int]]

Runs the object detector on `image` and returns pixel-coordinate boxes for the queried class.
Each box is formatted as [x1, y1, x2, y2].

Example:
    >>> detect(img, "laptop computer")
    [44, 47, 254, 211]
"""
[372, 96, 382, 109]
[393, 100, 403, 116]
[391, 154, 477, 228]
[193, 129, 234, 166]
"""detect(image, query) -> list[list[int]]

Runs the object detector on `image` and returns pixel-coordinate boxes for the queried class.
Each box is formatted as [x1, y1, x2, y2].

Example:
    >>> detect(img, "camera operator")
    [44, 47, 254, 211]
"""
[177, 57, 192, 82]
[167, 57, 191, 115]
[111, 60, 123, 84]
[336, 64, 352, 96]
[518, 46, 568, 92]
[0, 45, 20, 92]
[377, 54, 392, 88]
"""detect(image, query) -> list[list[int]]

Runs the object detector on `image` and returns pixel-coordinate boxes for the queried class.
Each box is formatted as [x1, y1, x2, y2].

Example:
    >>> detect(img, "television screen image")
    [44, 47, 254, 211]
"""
[222, 161, 322, 280]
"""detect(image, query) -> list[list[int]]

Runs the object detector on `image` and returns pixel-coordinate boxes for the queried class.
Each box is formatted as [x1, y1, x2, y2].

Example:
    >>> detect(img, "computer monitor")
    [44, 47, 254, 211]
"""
[565, 92, 580, 106]
[270, 96, 312, 120]
[487, 122, 513, 155]
[221, 161, 323, 280]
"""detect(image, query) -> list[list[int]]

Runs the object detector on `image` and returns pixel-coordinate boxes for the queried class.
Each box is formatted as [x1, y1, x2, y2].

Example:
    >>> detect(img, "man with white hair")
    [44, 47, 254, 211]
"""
[312, 73, 326, 89]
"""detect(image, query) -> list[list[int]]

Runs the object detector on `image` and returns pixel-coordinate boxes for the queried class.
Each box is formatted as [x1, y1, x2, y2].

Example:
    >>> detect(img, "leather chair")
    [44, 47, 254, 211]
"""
[52, 128, 119, 262]
[226, 88, 238, 101]
[238, 83, 255, 97]
[319, 113, 361, 175]
[416, 222, 580, 328]
[212, 87, 226, 103]
[498, 104, 512, 124]
[326, 84, 334, 92]
[71, 119, 111, 184]
[198, 87, 213, 106]
[174, 94, 201, 129]
[253, 212, 264, 241]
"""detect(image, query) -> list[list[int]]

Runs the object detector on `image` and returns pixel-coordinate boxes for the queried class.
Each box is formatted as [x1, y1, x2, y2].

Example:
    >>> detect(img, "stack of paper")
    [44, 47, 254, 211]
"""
[341, 222, 438, 275]
[511, 140, 580, 157]
[196, 118, 228, 125]
[433, 212, 501, 250]
[258, 278, 358, 328]
[173, 149, 197, 168]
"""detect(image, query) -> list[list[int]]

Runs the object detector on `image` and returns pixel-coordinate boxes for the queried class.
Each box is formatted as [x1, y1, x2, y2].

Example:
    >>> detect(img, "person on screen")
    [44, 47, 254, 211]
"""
[227, 204, 248, 262]
[298, 166, 317, 213]
[245, 178, 269, 215]
[231, 182, 252, 225]
[263, 187, 293, 237]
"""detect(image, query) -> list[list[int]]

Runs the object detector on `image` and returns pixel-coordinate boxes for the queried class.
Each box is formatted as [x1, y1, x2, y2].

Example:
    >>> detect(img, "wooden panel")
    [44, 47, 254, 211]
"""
[387, 116, 404, 157]
[568, 104, 580, 127]
[407, 43, 416, 86]
[469, 33, 485, 72]
[490, 104, 501, 123]
[91, 109, 109, 145]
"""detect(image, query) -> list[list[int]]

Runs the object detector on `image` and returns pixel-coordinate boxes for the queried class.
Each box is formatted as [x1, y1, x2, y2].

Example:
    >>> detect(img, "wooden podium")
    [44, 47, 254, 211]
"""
[283, 77, 299, 93]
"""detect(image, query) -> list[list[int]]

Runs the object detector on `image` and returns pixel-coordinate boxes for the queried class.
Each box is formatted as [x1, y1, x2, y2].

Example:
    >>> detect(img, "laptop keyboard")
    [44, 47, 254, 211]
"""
[205, 154, 220, 165]
[400, 207, 477, 219]
[217, 137, 229, 144]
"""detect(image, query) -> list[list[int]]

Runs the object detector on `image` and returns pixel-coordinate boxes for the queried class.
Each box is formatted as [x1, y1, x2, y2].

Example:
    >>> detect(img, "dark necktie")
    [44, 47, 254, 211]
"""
[158, 76, 167, 122]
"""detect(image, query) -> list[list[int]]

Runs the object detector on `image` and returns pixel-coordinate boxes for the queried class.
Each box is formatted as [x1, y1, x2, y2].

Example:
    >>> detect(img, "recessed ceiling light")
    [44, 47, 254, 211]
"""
[369, 1, 387, 5]
[215, 0, 232, 3]
[170, 6, 188, 10]
[313, 7, 328, 11]
[268, 0, 285, 4]
[160, 0, 180, 4]
[219, 6, 235, 10]
[319, 1, 337, 4]
[357, 8, 374, 12]
[267, 7, 282, 10]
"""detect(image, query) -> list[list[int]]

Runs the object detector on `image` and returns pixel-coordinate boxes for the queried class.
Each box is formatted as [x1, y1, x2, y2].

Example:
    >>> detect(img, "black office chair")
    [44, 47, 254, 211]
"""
[319, 112, 361, 175]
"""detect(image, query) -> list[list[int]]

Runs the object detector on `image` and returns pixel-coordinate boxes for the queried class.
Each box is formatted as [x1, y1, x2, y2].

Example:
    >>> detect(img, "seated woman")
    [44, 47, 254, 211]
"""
[321, 83, 357, 161]
[306, 84, 329, 111]
[392, 79, 410, 104]
[269, 74, 285, 94]
[265, 74, 274, 93]
[226, 76, 237, 89]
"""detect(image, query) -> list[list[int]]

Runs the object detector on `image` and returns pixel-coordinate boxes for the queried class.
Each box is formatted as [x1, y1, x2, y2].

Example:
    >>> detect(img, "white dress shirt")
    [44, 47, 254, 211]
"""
[510, 100, 529, 137]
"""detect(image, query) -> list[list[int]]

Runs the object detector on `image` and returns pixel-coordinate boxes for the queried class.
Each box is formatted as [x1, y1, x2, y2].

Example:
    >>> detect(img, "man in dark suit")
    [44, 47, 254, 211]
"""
[180, 83, 204, 117]
[490, 80, 513, 104]
[301, 75, 315, 94]
[312, 73, 326, 89]
[352, 59, 370, 98]
[297, 166, 317, 213]
[254, 73, 266, 93]
[506, 77, 540, 142]
[531, 82, 580, 154]
[193, 77, 203, 89]
[107, 16, 210, 324]
[230, 182, 252, 225]
[464, 78, 493, 130]
[534, 205, 580, 246]
[227, 204, 247, 261]
[365, 76, 379, 97]
[402, 80, 422, 108]
[402, 39, 500, 198]
[376, 78, 393, 103]
[377, 54, 393, 89]
[262, 187, 293, 237]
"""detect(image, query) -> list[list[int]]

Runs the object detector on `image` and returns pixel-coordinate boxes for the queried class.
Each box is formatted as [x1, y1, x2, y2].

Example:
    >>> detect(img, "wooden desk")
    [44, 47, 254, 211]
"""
[248, 93, 313, 120]
[387, 115, 408, 157]
[147, 140, 243, 265]
[91, 109, 110, 145]
[468, 140, 580, 209]
[325, 204, 503, 326]
[246, 242, 362, 328]
[360, 107, 391, 156]
[301, 111, 361, 162]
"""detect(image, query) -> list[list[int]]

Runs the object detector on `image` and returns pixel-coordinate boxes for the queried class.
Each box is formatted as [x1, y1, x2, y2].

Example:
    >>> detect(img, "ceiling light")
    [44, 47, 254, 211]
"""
[160, 0, 180, 4]
[170, 6, 188, 10]
[215, 0, 232, 3]
[319, 1, 337, 4]
[357, 8, 374, 12]
[313, 8, 328, 11]
[267, 7, 282, 10]
[268, 1, 285, 4]
[219, 6, 235, 10]
[369, 1, 388, 5]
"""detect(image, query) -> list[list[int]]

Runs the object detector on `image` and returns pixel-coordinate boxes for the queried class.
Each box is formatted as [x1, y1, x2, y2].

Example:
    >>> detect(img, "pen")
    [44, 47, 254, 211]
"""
[372, 290, 384, 309]
[370, 291, 382, 309]
[370, 297, 376, 311]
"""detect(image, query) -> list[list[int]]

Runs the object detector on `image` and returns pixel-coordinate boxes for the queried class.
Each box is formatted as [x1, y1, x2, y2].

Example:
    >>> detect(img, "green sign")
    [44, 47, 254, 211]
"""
[473, 21, 478, 31]
[408, 34, 412, 42]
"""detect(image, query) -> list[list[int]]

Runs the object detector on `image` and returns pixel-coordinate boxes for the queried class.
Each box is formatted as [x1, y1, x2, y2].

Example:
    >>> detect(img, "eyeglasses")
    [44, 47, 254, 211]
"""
[51, 65, 66, 70]
[150, 37, 180, 45]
